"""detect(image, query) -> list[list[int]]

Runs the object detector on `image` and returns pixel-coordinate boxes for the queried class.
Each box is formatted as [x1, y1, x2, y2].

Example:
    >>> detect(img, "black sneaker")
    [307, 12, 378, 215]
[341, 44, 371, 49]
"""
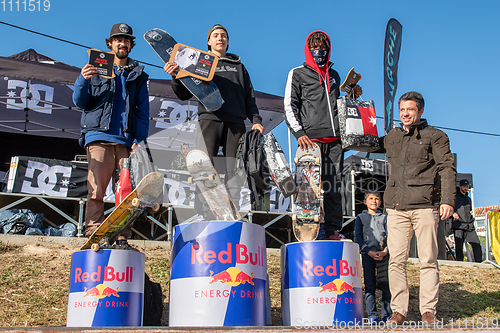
[115, 240, 138, 251]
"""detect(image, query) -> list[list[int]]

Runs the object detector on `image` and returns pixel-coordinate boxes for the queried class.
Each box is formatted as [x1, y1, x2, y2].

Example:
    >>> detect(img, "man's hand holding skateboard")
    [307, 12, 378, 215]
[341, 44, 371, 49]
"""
[164, 62, 178, 77]
[297, 135, 317, 152]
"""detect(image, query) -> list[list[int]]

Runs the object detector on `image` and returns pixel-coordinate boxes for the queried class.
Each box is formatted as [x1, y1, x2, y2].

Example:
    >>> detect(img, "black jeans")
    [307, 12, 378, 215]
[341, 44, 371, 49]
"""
[454, 229, 482, 262]
[195, 119, 246, 214]
[316, 140, 344, 236]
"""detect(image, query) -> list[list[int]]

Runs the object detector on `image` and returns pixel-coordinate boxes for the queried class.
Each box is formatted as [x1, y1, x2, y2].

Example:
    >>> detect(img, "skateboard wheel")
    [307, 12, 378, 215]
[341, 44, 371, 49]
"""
[188, 176, 194, 184]
[208, 173, 216, 181]
[294, 157, 298, 164]
[152, 203, 161, 212]
[315, 157, 321, 164]
[292, 214, 297, 222]
[314, 215, 319, 222]
[132, 198, 141, 207]
[91, 243, 99, 252]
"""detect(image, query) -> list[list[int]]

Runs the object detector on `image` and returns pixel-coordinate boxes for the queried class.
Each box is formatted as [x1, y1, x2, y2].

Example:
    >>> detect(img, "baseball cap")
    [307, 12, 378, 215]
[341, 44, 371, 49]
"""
[110, 23, 135, 39]
[459, 179, 470, 186]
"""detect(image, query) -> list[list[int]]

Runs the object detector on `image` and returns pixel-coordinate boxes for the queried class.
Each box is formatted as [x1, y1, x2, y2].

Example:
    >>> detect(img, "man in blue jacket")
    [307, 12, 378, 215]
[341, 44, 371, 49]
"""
[73, 23, 150, 246]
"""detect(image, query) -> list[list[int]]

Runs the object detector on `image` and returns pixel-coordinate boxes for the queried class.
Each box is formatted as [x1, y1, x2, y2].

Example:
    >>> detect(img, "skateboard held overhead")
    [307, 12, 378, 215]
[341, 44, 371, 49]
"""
[292, 146, 322, 242]
[340, 67, 362, 98]
[81, 172, 164, 251]
[144, 28, 224, 112]
[186, 149, 241, 221]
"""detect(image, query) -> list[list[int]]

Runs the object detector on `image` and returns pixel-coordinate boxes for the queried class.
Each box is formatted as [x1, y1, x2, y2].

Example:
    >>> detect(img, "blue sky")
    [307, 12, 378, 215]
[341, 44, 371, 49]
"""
[1, 0, 500, 208]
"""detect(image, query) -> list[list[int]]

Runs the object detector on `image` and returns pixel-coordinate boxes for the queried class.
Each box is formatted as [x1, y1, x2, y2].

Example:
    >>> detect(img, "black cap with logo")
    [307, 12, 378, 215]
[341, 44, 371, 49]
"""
[109, 23, 135, 39]
[459, 179, 470, 186]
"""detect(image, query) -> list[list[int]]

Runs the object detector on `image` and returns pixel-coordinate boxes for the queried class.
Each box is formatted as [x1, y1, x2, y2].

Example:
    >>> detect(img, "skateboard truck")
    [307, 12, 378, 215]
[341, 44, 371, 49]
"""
[187, 173, 217, 184]
[91, 237, 111, 252]
[292, 214, 320, 223]
[131, 198, 161, 212]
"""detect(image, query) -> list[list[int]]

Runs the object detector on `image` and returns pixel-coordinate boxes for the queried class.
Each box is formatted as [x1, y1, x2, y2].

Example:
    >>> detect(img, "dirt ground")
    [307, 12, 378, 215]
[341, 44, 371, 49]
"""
[0, 241, 499, 327]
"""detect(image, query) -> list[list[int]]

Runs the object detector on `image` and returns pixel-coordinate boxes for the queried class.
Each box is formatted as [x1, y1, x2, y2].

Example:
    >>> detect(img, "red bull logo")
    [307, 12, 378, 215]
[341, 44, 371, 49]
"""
[318, 279, 355, 295]
[74, 266, 135, 283]
[302, 259, 361, 278]
[191, 243, 265, 267]
[73, 283, 130, 310]
[193, 266, 262, 300]
[83, 284, 120, 299]
[209, 267, 254, 286]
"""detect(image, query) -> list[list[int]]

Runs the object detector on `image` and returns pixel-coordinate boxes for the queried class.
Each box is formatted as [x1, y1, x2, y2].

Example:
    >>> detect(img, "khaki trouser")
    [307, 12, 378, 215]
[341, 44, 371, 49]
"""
[386, 208, 440, 316]
[85, 142, 131, 240]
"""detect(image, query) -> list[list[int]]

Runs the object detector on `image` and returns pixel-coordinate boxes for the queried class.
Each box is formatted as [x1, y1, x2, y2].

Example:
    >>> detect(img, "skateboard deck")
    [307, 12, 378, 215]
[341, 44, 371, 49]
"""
[292, 146, 322, 242]
[81, 172, 164, 250]
[263, 132, 295, 198]
[340, 67, 362, 98]
[186, 149, 241, 221]
[144, 28, 224, 112]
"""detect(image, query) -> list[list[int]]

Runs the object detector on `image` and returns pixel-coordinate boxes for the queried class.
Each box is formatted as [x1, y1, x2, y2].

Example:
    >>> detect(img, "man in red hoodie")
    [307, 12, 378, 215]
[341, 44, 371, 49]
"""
[284, 31, 362, 240]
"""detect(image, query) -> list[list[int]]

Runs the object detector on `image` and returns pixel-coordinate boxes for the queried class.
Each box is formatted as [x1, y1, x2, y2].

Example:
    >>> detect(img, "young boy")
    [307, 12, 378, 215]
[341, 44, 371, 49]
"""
[354, 190, 392, 323]
[284, 30, 362, 240]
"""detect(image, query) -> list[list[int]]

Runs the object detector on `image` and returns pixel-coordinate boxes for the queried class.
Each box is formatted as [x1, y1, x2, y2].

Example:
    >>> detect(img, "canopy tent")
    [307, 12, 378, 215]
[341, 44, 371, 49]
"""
[0, 49, 285, 171]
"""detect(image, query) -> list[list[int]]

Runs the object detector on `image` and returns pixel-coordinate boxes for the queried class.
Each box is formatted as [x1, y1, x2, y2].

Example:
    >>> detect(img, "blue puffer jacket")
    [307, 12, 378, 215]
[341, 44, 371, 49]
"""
[73, 65, 149, 148]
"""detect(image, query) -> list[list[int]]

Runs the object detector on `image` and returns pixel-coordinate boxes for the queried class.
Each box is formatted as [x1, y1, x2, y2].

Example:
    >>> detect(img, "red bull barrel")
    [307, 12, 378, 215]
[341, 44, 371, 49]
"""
[66, 249, 145, 327]
[281, 241, 363, 327]
[169, 221, 267, 326]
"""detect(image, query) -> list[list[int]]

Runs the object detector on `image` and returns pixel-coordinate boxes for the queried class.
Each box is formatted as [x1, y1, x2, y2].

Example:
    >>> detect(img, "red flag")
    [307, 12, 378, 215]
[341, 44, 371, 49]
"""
[345, 105, 377, 137]
[359, 106, 378, 136]
[115, 168, 132, 206]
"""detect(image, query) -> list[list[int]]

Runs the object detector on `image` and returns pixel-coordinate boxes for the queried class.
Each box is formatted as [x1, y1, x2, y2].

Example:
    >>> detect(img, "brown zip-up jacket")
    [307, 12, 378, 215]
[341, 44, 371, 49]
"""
[380, 119, 456, 210]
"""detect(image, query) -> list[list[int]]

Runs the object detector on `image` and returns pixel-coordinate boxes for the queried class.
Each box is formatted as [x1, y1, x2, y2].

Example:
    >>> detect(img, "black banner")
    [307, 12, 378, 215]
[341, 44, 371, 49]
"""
[383, 18, 403, 134]
[7, 156, 88, 198]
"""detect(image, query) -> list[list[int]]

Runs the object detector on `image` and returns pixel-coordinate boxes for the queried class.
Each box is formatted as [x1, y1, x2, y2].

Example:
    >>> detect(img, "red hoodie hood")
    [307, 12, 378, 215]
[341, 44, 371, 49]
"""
[304, 30, 331, 92]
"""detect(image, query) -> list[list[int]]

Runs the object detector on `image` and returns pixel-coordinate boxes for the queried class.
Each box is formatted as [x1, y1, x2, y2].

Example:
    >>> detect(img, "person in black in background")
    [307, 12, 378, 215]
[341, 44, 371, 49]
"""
[452, 179, 482, 262]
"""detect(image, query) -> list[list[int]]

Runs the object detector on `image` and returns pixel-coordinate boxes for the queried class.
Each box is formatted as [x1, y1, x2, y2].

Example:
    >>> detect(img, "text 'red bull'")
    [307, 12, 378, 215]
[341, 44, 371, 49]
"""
[74, 266, 135, 283]
[302, 259, 361, 278]
[191, 243, 265, 267]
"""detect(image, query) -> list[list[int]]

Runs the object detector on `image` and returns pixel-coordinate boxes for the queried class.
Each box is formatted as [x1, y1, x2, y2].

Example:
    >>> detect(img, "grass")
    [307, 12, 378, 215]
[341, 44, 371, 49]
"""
[0, 241, 499, 327]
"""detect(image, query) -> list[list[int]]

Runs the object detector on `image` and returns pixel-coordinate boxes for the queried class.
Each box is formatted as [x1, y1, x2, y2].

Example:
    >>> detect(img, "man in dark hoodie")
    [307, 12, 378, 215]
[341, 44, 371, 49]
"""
[284, 31, 362, 240]
[164, 24, 264, 217]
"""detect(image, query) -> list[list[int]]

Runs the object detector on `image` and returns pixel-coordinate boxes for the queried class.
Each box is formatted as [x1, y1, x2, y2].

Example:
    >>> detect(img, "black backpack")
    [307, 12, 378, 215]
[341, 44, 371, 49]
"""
[143, 273, 163, 326]
[234, 130, 271, 207]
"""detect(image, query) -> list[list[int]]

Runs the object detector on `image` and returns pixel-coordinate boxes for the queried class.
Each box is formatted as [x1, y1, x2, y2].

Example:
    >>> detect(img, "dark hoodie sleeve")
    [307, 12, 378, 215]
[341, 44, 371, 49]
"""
[170, 77, 194, 101]
[242, 65, 261, 124]
[354, 215, 368, 254]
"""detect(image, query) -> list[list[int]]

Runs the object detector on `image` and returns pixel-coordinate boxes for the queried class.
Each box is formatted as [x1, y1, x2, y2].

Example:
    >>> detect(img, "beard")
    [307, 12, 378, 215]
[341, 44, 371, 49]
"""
[115, 48, 130, 59]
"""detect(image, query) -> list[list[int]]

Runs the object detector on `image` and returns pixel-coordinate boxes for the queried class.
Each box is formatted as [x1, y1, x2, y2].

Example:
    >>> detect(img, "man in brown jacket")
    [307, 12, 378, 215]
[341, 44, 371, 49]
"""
[380, 91, 456, 325]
